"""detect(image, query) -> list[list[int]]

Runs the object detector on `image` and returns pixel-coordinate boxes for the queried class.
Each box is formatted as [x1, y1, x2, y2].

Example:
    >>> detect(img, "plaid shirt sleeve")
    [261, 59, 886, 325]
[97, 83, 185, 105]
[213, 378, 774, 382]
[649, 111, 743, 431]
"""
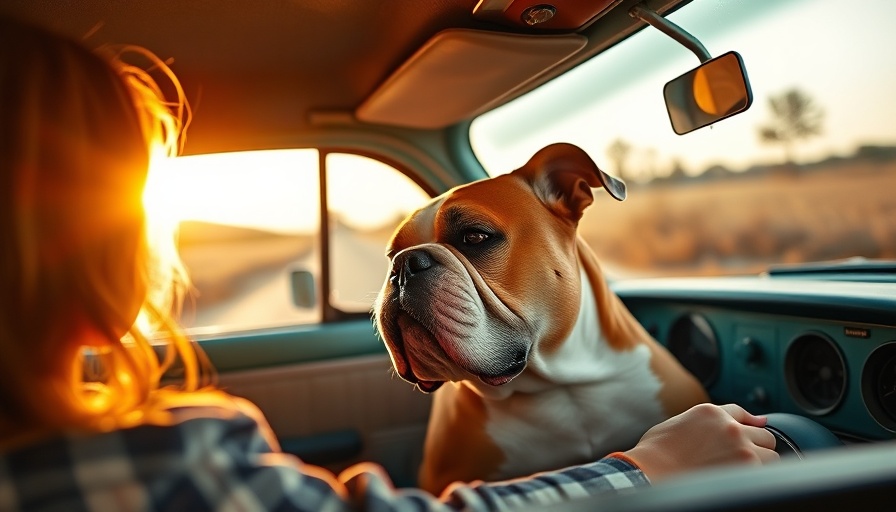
[0, 401, 649, 511]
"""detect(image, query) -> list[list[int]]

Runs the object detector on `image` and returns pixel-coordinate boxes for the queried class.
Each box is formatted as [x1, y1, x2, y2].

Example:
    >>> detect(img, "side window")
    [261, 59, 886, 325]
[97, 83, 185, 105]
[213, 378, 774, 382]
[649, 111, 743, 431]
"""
[326, 153, 432, 313]
[146, 149, 322, 333]
[144, 149, 431, 333]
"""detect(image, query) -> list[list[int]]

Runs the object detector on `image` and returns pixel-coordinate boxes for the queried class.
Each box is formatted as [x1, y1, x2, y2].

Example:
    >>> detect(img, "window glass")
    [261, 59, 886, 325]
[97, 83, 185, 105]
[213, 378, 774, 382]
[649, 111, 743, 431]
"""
[144, 149, 321, 333]
[326, 153, 432, 312]
[470, 0, 896, 277]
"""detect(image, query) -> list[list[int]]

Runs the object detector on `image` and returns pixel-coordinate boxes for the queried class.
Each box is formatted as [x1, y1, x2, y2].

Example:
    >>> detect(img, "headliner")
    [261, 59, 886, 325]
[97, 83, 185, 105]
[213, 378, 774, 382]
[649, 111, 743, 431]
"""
[1, 0, 686, 155]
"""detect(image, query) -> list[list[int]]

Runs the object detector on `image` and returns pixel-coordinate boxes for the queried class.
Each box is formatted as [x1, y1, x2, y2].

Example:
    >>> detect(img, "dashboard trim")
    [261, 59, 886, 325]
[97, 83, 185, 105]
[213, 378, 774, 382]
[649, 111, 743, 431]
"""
[613, 277, 896, 327]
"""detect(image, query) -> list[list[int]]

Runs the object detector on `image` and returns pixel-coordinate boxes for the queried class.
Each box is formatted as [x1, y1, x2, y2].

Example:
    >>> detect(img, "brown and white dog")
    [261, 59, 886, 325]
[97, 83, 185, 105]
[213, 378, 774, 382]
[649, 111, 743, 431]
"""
[373, 143, 708, 494]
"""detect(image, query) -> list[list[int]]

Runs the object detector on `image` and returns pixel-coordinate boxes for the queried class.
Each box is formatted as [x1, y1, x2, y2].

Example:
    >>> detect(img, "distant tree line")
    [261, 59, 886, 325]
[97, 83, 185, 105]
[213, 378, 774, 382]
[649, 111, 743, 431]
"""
[602, 87, 891, 186]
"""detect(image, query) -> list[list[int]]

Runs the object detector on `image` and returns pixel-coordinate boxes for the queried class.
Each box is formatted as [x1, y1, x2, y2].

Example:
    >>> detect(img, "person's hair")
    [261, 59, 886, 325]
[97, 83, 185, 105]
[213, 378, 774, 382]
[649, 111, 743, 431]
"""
[0, 15, 213, 441]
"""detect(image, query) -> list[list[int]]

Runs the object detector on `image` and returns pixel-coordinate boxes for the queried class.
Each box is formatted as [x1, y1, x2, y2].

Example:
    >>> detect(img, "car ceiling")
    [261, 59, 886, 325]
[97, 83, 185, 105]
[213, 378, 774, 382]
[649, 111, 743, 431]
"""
[1, 0, 688, 156]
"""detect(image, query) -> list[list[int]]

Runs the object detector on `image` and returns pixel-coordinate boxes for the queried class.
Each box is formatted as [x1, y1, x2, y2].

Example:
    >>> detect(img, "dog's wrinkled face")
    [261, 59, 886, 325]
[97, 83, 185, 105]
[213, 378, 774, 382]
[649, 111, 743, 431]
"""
[373, 143, 625, 392]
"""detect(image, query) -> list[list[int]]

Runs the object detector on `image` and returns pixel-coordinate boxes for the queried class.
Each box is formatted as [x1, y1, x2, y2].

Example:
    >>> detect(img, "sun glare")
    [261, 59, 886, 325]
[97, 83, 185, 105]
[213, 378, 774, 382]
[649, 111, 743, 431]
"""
[143, 149, 183, 235]
[143, 149, 321, 234]
[142, 149, 432, 236]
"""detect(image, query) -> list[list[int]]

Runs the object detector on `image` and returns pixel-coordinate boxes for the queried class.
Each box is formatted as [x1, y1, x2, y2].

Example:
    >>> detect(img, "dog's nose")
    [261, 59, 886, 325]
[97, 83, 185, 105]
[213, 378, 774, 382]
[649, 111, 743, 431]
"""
[392, 249, 433, 287]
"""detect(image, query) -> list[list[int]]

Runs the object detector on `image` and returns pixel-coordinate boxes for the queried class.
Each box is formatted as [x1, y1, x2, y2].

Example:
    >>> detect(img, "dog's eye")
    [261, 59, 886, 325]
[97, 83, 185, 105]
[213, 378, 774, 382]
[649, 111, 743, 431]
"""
[463, 231, 489, 245]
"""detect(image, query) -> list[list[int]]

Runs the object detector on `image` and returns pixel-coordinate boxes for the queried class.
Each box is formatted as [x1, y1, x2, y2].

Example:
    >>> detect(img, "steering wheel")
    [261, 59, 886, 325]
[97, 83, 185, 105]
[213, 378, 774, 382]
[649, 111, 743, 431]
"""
[764, 412, 844, 458]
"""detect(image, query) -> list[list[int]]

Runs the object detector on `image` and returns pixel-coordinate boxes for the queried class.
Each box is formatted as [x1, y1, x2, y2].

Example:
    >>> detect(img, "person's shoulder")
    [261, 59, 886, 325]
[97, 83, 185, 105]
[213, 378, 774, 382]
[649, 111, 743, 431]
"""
[157, 390, 267, 424]
[0, 393, 289, 511]
[140, 390, 281, 449]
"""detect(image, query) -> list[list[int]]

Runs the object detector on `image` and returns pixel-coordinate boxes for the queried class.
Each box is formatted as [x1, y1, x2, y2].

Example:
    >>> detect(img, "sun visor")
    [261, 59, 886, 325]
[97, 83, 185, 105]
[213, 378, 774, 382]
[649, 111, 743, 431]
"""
[356, 29, 587, 129]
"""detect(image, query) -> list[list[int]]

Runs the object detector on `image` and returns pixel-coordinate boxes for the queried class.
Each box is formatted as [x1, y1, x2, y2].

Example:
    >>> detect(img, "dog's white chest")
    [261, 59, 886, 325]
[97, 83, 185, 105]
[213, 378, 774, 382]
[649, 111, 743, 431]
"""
[483, 345, 665, 479]
[481, 270, 666, 479]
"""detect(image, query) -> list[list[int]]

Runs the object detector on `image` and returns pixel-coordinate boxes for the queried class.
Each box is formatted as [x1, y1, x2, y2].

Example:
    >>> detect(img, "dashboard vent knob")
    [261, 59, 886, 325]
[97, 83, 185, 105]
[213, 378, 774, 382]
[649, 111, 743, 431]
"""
[667, 313, 720, 388]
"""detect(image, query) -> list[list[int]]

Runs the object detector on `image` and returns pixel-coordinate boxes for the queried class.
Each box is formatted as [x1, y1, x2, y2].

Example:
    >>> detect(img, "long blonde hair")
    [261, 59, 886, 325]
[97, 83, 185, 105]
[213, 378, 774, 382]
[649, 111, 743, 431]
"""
[0, 16, 213, 440]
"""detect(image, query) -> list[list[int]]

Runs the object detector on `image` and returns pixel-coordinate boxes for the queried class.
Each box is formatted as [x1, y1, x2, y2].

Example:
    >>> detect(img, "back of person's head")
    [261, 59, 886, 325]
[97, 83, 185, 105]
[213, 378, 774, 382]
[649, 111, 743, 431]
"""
[0, 15, 210, 442]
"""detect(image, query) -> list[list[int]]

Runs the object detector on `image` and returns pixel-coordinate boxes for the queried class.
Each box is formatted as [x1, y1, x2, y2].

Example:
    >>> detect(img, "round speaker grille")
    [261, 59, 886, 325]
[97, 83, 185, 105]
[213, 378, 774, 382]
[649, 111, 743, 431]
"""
[785, 333, 846, 415]
[861, 341, 896, 432]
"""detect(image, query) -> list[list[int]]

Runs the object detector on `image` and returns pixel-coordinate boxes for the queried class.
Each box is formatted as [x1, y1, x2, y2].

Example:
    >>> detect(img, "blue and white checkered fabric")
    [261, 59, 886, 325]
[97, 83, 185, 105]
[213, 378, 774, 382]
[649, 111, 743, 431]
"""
[0, 400, 648, 511]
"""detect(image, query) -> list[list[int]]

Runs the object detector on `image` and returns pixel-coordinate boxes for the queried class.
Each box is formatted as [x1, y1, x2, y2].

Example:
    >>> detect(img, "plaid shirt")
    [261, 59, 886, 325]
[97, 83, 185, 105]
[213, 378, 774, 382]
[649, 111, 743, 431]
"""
[0, 400, 648, 511]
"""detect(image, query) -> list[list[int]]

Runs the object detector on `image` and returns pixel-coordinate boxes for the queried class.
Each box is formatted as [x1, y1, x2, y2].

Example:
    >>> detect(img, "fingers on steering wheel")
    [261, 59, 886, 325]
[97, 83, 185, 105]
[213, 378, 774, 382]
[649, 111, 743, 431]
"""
[719, 403, 767, 428]
[758, 446, 781, 463]
[748, 425, 778, 450]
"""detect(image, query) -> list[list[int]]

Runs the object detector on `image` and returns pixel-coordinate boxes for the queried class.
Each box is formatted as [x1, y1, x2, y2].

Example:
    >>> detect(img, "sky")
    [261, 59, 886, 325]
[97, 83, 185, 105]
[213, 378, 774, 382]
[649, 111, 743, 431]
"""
[144, 0, 896, 232]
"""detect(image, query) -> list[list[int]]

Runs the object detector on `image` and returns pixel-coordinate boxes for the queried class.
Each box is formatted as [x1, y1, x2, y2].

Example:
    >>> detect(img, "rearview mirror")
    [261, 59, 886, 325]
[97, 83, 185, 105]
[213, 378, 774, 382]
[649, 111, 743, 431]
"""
[664, 51, 752, 135]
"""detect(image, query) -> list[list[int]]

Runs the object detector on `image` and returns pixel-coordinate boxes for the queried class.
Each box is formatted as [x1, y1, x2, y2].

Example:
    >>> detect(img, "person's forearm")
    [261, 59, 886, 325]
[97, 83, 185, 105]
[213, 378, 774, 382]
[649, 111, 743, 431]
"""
[339, 455, 648, 511]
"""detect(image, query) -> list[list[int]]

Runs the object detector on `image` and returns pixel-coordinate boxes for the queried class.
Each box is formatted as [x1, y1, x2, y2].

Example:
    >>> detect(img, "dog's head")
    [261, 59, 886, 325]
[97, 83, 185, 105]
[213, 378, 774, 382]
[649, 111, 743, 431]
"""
[373, 143, 625, 393]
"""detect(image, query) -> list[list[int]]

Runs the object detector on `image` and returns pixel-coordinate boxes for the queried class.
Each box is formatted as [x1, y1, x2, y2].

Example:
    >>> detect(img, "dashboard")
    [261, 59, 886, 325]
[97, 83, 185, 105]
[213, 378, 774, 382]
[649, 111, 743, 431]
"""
[614, 273, 896, 443]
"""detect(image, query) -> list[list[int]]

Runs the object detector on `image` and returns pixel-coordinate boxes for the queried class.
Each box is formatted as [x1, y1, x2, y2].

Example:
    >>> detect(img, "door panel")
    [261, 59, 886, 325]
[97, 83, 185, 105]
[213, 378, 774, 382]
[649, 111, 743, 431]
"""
[197, 320, 386, 372]
[217, 351, 432, 487]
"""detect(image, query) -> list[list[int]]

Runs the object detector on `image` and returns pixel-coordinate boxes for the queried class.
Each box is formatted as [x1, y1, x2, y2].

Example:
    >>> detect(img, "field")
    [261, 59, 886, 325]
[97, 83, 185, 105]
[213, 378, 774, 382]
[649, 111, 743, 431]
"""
[580, 160, 896, 277]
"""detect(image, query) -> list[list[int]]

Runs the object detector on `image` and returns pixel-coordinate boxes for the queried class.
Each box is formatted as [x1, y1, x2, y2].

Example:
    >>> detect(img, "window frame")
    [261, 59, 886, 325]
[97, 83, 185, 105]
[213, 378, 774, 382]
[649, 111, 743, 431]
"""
[318, 147, 439, 323]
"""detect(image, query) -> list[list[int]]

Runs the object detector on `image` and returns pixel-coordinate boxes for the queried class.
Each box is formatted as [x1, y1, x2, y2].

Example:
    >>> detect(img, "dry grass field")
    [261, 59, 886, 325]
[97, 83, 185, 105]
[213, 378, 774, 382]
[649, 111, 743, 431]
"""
[581, 160, 896, 277]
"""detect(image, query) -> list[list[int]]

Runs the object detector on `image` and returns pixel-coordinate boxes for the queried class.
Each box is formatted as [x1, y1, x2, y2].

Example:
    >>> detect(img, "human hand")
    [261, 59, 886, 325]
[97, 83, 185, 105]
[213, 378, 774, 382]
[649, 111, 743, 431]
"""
[623, 403, 779, 482]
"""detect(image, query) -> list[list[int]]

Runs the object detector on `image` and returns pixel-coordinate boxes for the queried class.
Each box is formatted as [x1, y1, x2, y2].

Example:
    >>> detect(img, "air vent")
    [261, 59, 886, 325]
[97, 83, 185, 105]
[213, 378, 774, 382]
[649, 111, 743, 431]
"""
[667, 313, 720, 387]
[785, 333, 847, 415]
[861, 341, 896, 432]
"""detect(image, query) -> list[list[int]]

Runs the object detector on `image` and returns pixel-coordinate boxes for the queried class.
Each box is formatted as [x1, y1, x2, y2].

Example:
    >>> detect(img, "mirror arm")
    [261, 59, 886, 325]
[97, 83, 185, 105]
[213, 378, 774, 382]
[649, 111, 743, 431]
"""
[629, 3, 711, 63]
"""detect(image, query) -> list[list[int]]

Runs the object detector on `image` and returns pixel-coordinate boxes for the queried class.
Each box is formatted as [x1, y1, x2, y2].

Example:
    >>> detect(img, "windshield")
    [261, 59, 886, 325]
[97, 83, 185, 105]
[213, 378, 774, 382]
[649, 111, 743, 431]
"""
[470, 0, 896, 278]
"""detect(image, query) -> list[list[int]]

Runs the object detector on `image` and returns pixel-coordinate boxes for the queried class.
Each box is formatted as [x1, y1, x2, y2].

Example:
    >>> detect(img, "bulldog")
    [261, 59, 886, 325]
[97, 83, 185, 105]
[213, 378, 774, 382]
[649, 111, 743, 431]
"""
[373, 142, 708, 494]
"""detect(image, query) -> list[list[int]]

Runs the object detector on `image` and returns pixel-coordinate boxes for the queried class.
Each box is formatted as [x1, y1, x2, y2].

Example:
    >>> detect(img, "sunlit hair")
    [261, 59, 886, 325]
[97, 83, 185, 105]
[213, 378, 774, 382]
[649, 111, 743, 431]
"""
[0, 16, 214, 441]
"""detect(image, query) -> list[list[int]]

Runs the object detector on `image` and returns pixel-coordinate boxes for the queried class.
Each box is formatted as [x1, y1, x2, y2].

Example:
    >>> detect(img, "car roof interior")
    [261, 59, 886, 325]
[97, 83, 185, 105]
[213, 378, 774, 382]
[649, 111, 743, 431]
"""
[1, 0, 690, 156]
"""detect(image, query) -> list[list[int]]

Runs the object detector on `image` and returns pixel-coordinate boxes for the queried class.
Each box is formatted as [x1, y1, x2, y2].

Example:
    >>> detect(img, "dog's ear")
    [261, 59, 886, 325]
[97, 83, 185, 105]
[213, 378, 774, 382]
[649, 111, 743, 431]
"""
[516, 143, 626, 222]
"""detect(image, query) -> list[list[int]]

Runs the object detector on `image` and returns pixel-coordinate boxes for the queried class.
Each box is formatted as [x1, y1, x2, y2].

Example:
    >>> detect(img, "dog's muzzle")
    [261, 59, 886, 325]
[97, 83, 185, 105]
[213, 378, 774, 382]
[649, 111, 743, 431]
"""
[392, 249, 433, 289]
[378, 245, 531, 391]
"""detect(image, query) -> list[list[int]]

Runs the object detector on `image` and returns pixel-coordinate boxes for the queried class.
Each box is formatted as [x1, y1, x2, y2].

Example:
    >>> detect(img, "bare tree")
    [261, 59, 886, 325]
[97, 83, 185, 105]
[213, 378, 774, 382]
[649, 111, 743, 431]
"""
[757, 88, 824, 164]
[668, 159, 687, 181]
[606, 138, 632, 182]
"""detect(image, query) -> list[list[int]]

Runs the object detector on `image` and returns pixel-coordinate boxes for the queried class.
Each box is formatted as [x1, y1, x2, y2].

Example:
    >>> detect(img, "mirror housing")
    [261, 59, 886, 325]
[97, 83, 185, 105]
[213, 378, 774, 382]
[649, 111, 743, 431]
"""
[664, 51, 753, 135]
[290, 269, 317, 309]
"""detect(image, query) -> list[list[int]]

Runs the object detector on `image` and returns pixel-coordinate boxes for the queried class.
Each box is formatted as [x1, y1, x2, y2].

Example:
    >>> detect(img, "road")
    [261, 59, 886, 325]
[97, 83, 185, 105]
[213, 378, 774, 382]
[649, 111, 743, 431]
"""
[190, 225, 389, 331]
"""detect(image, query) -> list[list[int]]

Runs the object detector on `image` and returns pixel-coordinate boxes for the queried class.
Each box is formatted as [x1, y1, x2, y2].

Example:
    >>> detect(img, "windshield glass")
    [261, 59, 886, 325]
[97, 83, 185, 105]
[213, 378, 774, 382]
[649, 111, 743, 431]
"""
[470, 0, 896, 277]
